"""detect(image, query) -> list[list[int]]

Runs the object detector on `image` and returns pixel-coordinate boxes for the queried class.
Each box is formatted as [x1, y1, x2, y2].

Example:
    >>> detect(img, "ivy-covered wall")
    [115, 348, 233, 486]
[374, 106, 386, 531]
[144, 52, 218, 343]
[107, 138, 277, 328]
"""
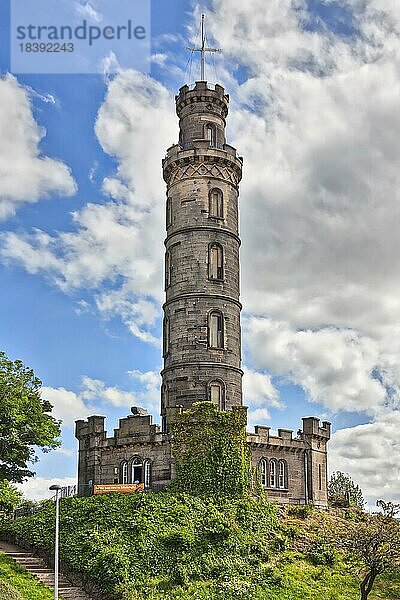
[170, 402, 252, 497]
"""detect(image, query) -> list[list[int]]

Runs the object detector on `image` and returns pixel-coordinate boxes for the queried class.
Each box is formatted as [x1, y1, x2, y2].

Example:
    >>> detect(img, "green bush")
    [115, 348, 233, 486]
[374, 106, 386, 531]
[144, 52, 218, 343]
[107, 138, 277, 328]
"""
[0, 580, 23, 600]
[306, 541, 336, 566]
[5, 492, 284, 598]
[287, 503, 314, 519]
[5, 493, 394, 600]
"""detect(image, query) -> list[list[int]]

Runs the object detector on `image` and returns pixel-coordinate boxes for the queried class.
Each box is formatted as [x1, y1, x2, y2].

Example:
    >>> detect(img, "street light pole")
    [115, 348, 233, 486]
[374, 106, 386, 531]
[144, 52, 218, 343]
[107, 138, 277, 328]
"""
[49, 484, 62, 600]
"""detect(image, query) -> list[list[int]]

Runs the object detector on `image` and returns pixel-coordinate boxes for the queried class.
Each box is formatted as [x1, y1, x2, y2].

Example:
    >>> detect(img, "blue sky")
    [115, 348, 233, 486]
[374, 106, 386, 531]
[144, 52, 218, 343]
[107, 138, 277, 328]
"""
[0, 0, 399, 506]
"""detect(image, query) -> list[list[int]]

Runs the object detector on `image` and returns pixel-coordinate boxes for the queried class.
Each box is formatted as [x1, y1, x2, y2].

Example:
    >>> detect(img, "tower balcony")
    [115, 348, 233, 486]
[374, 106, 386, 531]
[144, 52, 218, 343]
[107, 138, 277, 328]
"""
[162, 141, 243, 187]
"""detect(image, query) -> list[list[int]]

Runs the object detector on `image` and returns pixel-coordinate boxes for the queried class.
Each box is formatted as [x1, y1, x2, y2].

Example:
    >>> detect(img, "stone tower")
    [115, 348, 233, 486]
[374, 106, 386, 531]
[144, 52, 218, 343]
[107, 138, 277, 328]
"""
[161, 81, 244, 430]
[75, 77, 330, 507]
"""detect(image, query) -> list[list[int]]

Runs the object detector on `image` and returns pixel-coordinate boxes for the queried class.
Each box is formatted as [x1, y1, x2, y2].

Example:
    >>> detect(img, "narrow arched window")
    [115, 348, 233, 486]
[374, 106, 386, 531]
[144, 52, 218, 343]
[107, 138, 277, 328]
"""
[278, 460, 286, 489]
[208, 380, 225, 410]
[161, 384, 168, 433]
[163, 317, 170, 356]
[260, 459, 267, 487]
[209, 189, 223, 218]
[269, 460, 276, 488]
[131, 457, 143, 484]
[166, 197, 172, 228]
[206, 123, 216, 147]
[121, 461, 128, 485]
[208, 311, 224, 348]
[165, 251, 172, 288]
[144, 460, 151, 489]
[209, 243, 223, 280]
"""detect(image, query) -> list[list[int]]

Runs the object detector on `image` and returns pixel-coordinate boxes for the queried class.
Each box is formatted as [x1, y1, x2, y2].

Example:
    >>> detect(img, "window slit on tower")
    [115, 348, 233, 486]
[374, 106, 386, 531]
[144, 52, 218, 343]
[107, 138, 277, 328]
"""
[205, 123, 216, 147]
[208, 311, 224, 349]
[166, 197, 172, 227]
[209, 188, 223, 218]
[163, 316, 170, 357]
[165, 251, 172, 288]
[209, 380, 225, 410]
[209, 243, 223, 280]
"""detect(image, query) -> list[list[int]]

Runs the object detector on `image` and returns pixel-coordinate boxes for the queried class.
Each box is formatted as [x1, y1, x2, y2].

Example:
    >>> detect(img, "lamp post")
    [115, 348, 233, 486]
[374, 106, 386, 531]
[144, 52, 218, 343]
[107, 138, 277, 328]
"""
[49, 484, 62, 600]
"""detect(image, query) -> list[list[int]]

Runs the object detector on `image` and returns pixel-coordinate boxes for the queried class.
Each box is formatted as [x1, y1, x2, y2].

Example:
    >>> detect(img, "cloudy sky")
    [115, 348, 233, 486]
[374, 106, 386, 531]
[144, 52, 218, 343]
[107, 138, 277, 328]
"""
[0, 0, 399, 508]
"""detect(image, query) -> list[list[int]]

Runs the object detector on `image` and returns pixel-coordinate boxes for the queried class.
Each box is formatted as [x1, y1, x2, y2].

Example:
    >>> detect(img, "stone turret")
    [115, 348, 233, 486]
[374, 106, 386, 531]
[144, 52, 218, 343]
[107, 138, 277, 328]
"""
[302, 417, 331, 507]
[161, 81, 244, 431]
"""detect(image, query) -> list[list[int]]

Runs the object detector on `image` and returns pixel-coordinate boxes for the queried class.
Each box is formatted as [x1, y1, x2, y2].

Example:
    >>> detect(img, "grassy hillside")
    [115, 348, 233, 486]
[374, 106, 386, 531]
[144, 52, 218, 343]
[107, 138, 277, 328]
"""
[0, 553, 54, 600]
[2, 493, 399, 600]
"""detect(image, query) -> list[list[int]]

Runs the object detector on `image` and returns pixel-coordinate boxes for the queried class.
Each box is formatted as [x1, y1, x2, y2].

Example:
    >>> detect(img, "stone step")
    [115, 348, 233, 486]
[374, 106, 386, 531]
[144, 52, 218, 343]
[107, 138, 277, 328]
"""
[0, 542, 95, 600]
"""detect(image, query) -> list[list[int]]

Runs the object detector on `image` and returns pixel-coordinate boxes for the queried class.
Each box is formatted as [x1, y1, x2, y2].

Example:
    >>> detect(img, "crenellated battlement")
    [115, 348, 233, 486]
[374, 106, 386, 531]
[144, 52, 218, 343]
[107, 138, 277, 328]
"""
[302, 417, 331, 439]
[176, 81, 229, 118]
[76, 407, 165, 448]
[75, 415, 105, 439]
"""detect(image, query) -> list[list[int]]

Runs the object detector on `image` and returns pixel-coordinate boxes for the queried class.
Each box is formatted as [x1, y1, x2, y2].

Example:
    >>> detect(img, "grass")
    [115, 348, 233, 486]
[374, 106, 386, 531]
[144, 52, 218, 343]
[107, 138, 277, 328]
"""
[0, 552, 55, 600]
[369, 573, 400, 600]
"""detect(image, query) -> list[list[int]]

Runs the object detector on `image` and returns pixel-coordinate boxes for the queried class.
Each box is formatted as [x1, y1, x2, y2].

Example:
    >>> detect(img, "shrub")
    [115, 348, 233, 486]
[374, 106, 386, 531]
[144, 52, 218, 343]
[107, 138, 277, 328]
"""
[307, 541, 336, 566]
[0, 580, 23, 600]
[287, 503, 314, 519]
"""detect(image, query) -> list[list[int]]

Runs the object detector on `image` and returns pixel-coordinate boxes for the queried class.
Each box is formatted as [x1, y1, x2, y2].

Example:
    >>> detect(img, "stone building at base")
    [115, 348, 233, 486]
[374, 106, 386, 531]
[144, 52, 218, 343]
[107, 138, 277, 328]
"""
[76, 80, 330, 508]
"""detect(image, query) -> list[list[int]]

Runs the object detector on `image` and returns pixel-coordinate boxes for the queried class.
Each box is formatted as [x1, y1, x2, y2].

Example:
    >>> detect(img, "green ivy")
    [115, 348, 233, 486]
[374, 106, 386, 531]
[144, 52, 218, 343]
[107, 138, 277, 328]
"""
[170, 402, 252, 498]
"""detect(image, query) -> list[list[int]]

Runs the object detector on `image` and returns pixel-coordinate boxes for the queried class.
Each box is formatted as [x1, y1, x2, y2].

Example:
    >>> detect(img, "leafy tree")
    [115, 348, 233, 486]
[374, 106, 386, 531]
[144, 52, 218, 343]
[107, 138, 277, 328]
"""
[375, 499, 400, 519]
[335, 511, 400, 600]
[0, 480, 23, 526]
[328, 471, 365, 509]
[0, 351, 61, 482]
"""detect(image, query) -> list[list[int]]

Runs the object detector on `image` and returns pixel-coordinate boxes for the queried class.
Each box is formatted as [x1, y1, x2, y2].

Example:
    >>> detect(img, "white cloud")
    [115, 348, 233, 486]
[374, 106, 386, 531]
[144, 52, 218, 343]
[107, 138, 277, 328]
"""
[74, 2, 103, 22]
[16, 476, 77, 501]
[242, 367, 281, 408]
[245, 318, 386, 415]
[0, 70, 175, 343]
[42, 369, 161, 427]
[80, 376, 137, 408]
[329, 410, 400, 507]
[0, 75, 76, 220]
[127, 370, 161, 416]
[42, 385, 93, 426]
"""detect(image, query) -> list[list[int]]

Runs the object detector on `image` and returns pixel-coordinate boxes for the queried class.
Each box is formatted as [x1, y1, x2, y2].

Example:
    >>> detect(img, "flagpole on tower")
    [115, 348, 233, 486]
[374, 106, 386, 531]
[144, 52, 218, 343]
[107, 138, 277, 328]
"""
[187, 14, 222, 82]
[201, 14, 205, 81]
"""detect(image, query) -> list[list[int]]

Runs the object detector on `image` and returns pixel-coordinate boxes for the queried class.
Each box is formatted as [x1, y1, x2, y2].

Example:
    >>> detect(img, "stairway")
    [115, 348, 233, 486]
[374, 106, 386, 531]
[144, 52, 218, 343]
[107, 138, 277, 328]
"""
[0, 542, 94, 600]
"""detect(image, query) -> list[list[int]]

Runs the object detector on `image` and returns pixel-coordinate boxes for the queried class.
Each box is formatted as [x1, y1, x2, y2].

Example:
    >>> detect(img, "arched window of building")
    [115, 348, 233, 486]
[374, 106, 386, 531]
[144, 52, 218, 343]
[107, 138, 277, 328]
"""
[205, 123, 216, 147]
[121, 461, 128, 485]
[209, 243, 223, 280]
[209, 189, 223, 218]
[278, 460, 287, 489]
[318, 464, 322, 491]
[269, 459, 277, 488]
[144, 460, 151, 489]
[208, 380, 225, 410]
[131, 456, 143, 484]
[163, 317, 170, 357]
[208, 310, 224, 349]
[166, 197, 172, 228]
[165, 251, 172, 288]
[260, 459, 267, 487]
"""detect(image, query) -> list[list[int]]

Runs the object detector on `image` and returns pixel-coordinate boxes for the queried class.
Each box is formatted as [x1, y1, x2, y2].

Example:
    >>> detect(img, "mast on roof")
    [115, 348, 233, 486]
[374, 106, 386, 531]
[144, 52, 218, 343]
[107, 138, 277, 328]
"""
[187, 14, 222, 81]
